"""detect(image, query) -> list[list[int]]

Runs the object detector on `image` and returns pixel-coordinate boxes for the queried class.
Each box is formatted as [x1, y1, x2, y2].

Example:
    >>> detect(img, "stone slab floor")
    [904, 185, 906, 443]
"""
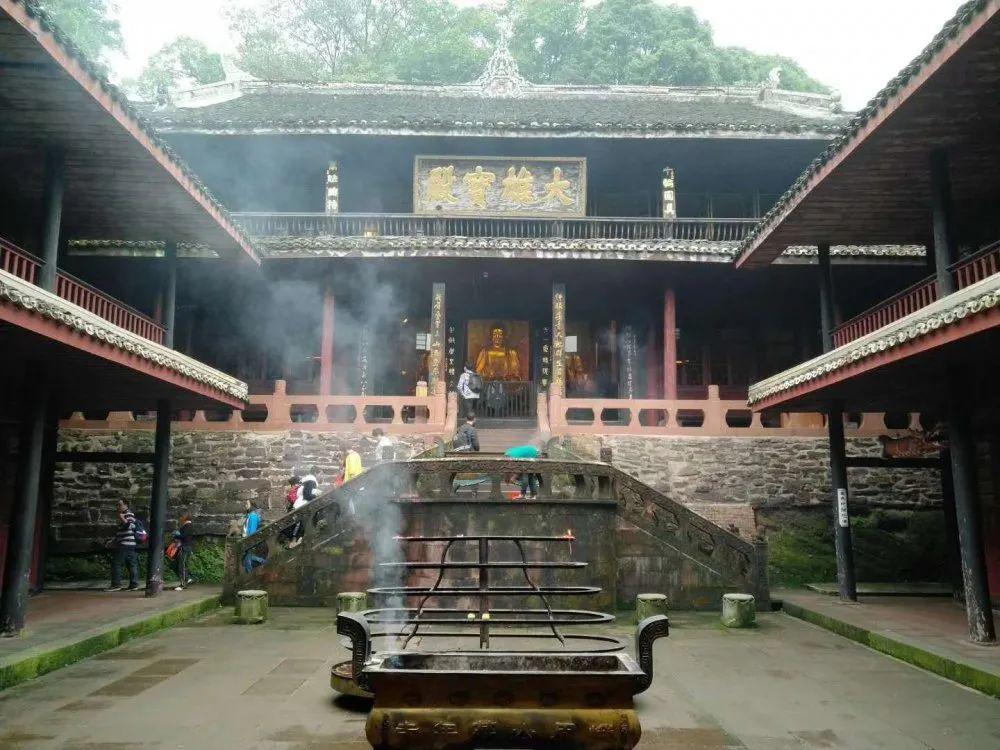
[0, 608, 998, 750]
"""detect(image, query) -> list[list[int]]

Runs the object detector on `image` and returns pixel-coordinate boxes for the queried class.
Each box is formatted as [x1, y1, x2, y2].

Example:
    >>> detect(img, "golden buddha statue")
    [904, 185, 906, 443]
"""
[475, 323, 522, 381]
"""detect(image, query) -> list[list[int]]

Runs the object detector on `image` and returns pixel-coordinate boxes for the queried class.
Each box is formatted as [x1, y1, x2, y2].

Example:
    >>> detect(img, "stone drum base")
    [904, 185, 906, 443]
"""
[721, 593, 756, 628]
[635, 593, 668, 624]
[235, 589, 268, 624]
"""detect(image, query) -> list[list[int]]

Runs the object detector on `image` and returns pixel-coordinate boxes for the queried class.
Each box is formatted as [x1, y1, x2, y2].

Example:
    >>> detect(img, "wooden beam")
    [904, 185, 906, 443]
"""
[55, 451, 155, 463]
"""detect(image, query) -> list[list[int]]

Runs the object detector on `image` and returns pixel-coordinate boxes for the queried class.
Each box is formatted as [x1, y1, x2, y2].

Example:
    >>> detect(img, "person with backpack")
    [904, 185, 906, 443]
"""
[171, 514, 195, 591]
[372, 428, 394, 463]
[457, 362, 482, 418]
[454, 413, 480, 452]
[107, 500, 141, 592]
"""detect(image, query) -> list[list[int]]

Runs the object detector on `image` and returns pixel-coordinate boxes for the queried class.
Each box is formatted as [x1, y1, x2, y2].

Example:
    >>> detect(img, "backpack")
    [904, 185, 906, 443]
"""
[133, 517, 149, 545]
[468, 372, 484, 394]
[286, 485, 299, 510]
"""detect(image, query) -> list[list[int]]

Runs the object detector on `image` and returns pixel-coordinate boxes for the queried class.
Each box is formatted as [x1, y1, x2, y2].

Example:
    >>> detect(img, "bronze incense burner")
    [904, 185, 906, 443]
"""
[334, 533, 668, 750]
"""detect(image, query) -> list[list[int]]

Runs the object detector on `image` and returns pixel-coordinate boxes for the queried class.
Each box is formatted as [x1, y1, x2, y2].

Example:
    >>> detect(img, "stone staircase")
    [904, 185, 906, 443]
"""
[475, 428, 539, 453]
[224, 455, 768, 610]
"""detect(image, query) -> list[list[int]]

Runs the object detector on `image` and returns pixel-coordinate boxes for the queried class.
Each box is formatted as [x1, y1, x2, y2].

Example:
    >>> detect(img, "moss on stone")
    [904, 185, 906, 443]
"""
[782, 602, 1000, 698]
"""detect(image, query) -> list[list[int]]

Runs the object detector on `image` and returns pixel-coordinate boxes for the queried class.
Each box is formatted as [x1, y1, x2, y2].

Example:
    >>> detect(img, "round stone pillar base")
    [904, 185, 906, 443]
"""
[721, 593, 756, 628]
[337, 591, 369, 614]
[235, 589, 268, 624]
[636, 593, 668, 624]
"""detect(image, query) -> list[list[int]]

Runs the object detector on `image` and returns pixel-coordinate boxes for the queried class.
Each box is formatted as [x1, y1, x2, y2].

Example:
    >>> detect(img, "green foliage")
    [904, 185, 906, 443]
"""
[765, 508, 948, 588]
[127, 36, 225, 101]
[40, 0, 122, 74]
[45, 538, 227, 584]
[223, 0, 829, 92]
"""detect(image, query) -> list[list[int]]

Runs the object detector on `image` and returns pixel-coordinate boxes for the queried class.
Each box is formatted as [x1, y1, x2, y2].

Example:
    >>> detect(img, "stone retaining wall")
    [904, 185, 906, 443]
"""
[558, 435, 942, 510]
[51, 430, 434, 553]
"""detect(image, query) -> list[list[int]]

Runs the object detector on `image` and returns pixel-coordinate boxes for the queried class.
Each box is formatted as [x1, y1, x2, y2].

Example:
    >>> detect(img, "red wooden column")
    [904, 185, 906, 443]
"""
[319, 284, 335, 395]
[662, 289, 677, 400]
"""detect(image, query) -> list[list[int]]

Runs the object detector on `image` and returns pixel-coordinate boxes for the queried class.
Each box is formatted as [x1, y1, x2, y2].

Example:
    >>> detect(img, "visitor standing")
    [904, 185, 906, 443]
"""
[343, 446, 364, 483]
[504, 442, 543, 499]
[373, 428, 394, 463]
[288, 469, 318, 548]
[456, 362, 482, 418]
[107, 500, 139, 592]
[172, 514, 195, 590]
[454, 413, 480, 452]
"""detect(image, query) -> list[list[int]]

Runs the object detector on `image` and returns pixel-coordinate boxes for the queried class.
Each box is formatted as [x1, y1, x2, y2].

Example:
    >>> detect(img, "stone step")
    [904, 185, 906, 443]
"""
[476, 429, 540, 453]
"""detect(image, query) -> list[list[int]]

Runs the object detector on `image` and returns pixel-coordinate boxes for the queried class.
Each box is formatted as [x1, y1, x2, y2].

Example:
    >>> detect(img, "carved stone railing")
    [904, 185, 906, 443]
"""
[233, 212, 758, 243]
[833, 239, 1000, 348]
[1, 236, 165, 344]
[61, 379, 447, 433]
[549, 385, 911, 437]
[224, 456, 767, 607]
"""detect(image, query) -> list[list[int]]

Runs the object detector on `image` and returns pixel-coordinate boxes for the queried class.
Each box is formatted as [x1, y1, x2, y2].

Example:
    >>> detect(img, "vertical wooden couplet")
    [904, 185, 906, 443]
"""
[663, 289, 677, 400]
[817, 243, 857, 601]
[551, 283, 566, 397]
[0, 365, 49, 634]
[319, 282, 335, 395]
[145, 399, 172, 597]
[428, 283, 446, 395]
[38, 146, 65, 293]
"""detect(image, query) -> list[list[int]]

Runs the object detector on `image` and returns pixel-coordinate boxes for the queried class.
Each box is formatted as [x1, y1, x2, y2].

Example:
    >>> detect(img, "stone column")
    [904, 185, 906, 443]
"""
[551, 283, 566, 397]
[662, 289, 677, 400]
[428, 283, 446, 395]
[37, 147, 65, 293]
[162, 241, 178, 348]
[319, 283, 335, 395]
[0, 365, 49, 634]
[145, 399, 172, 597]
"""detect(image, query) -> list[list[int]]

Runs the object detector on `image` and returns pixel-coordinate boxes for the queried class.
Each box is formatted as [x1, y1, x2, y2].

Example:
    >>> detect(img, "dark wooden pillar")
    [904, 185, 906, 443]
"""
[945, 366, 996, 642]
[818, 243, 857, 600]
[0, 366, 49, 634]
[551, 283, 566, 397]
[319, 283, 335, 395]
[938, 448, 964, 600]
[817, 244, 836, 351]
[930, 150, 956, 296]
[162, 242, 178, 348]
[428, 283, 446, 395]
[663, 289, 677, 400]
[145, 399, 172, 597]
[37, 147, 65, 292]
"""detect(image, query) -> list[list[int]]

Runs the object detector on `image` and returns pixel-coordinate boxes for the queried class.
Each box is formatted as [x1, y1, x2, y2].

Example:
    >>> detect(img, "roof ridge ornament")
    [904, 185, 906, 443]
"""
[473, 13, 531, 98]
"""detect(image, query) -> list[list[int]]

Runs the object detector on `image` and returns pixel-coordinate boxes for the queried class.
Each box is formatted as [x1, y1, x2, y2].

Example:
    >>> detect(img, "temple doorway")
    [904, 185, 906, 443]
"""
[466, 319, 534, 424]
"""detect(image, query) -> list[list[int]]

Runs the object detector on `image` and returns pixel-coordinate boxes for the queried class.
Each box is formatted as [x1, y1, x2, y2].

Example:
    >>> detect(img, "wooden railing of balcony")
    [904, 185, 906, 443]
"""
[232, 212, 759, 242]
[1, 238, 41, 285]
[832, 240, 1000, 348]
[1, 237, 165, 345]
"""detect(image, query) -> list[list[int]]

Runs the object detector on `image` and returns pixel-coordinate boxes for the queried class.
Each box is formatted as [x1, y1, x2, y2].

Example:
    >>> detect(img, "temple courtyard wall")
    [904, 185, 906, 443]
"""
[47, 430, 948, 593]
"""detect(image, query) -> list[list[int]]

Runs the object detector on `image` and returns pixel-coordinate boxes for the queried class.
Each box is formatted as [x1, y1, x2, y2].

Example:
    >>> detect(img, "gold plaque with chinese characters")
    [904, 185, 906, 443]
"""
[414, 156, 587, 217]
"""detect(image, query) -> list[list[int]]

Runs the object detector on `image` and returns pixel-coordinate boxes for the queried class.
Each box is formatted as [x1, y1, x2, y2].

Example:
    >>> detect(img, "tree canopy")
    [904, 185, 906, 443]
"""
[113, 0, 828, 97]
[126, 37, 225, 102]
[40, 0, 122, 74]
[224, 0, 826, 92]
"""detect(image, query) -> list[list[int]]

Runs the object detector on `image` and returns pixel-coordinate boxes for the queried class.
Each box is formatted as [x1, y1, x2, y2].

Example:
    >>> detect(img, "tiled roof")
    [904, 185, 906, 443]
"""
[149, 81, 847, 137]
[737, 0, 994, 262]
[6, 0, 253, 256]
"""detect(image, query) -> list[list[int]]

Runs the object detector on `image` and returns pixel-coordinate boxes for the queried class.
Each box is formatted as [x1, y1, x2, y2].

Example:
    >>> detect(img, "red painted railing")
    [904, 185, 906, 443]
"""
[1, 237, 165, 345]
[832, 240, 1000, 348]
[0, 238, 41, 285]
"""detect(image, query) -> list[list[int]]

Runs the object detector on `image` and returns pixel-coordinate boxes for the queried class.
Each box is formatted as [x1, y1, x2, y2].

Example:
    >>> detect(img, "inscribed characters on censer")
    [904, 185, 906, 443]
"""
[415, 156, 587, 217]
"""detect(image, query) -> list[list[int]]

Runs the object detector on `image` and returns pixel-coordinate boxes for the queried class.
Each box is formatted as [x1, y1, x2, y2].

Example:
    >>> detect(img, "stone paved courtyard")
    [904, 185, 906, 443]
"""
[0, 608, 998, 749]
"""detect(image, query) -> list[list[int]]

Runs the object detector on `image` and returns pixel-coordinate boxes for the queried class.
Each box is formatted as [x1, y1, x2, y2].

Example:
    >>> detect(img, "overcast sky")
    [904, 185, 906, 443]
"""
[110, 0, 961, 110]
